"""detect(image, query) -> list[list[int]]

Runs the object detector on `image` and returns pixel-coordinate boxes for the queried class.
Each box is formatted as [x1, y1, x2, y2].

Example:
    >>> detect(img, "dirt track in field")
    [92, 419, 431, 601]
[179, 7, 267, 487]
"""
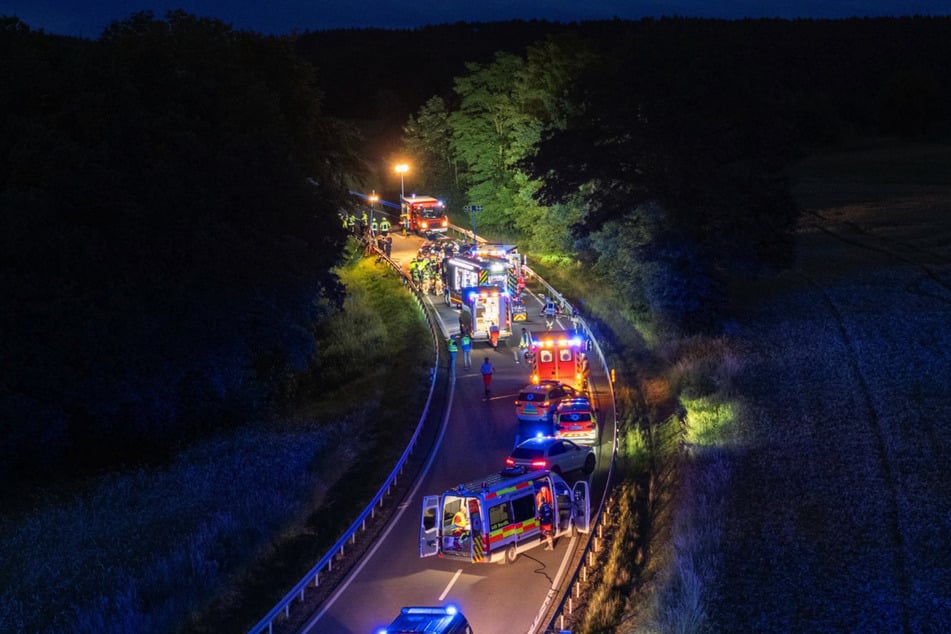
[709, 165, 951, 632]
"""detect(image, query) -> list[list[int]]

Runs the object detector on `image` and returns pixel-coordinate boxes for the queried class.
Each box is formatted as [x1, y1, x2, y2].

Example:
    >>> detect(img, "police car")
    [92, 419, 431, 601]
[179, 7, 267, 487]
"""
[378, 605, 472, 633]
[553, 397, 598, 444]
[514, 380, 578, 424]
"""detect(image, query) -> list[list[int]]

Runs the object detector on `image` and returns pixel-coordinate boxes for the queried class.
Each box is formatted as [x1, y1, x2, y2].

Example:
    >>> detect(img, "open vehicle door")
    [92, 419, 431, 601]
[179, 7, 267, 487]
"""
[420, 495, 440, 557]
[572, 481, 591, 534]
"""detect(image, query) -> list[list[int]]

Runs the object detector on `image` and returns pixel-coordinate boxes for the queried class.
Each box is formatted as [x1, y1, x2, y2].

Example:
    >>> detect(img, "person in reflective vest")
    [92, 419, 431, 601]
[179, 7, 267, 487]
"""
[380, 217, 391, 236]
[516, 327, 530, 364]
[370, 217, 379, 235]
[460, 333, 472, 369]
[447, 336, 458, 369]
[536, 483, 555, 550]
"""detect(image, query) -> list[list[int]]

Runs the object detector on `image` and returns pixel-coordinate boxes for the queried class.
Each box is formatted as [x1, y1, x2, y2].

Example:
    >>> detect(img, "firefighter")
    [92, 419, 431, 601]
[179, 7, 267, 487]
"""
[347, 213, 356, 235]
[370, 216, 379, 235]
[361, 211, 368, 231]
[380, 216, 391, 236]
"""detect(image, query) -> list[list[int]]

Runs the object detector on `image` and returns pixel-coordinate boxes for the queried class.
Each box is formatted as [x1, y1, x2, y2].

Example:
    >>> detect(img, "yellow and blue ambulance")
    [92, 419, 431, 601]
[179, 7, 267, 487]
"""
[419, 467, 590, 564]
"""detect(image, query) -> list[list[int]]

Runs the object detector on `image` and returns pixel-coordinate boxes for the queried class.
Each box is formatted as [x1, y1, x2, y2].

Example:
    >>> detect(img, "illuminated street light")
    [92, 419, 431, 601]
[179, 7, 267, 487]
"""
[394, 163, 409, 199]
[368, 190, 379, 229]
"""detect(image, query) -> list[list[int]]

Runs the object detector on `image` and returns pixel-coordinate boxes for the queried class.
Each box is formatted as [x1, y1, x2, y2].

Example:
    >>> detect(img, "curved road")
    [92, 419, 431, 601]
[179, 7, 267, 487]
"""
[304, 232, 613, 633]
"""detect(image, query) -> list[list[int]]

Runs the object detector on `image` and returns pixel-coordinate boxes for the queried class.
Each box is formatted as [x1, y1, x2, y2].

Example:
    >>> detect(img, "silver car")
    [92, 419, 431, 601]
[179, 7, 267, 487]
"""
[505, 436, 596, 476]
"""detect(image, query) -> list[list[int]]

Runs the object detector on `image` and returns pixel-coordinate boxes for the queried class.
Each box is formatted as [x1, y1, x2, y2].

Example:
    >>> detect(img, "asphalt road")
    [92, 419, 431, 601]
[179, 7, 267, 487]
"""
[302, 232, 613, 633]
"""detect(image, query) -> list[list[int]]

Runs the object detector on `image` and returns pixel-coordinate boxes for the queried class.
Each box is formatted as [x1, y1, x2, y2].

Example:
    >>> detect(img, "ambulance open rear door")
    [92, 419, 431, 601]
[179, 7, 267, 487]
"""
[420, 495, 440, 557]
[573, 481, 591, 534]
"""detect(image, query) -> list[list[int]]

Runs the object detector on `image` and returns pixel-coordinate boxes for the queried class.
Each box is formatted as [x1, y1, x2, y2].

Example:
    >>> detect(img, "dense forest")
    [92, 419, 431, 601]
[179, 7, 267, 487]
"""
[3, 8, 950, 515]
[0, 13, 363, 488]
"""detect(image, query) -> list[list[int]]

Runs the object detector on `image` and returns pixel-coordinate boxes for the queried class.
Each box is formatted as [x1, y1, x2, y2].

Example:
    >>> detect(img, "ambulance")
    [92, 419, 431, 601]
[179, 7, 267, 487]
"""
[419, 467, 590, 564]
[461, 286, 511, 342]
[529, 329, 589, 391]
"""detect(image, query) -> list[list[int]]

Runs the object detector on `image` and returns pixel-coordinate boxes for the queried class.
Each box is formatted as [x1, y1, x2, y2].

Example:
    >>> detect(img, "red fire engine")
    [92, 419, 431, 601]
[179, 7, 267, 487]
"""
[401, 195, 449, 234]
[529, 329, 589, 391]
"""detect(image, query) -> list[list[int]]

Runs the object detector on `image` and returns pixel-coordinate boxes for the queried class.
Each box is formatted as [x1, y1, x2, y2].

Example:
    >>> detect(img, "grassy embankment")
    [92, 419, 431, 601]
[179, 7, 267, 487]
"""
[522, 139, 951, 633]
[0, 245, 433, 633]
[628, 139, 951, 633]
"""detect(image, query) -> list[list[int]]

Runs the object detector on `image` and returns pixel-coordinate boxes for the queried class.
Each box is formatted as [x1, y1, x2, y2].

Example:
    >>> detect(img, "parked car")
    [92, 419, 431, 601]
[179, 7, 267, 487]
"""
[553, 397, 598, 444]
[505, 436, 596, 476]
[514, 380, 578, 423]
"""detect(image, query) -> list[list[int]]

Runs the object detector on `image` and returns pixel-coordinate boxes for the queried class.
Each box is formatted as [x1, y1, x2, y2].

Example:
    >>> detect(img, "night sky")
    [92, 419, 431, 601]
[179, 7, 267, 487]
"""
[4, 0, 951, 38]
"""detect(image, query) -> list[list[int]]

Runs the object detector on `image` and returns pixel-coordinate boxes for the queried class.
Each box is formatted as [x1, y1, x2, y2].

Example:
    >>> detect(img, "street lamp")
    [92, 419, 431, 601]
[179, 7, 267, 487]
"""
[368, 190, 379, 232]
[394, 163, 409, 200]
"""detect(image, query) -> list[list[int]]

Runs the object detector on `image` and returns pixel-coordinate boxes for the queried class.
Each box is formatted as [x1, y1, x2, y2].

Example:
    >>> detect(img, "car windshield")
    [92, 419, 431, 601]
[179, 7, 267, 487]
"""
[511, 447, 545, 460]
[559, 412, 592, 422]
[420, 207, 444, 219]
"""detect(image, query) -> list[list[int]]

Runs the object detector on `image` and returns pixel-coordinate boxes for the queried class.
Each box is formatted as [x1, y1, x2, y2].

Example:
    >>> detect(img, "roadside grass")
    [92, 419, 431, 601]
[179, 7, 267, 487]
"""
[0, 246, 433, 633]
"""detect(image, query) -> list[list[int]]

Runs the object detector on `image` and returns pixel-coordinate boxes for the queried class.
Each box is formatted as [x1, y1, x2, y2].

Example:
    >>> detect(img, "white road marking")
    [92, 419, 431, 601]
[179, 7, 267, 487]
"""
[438, 569, 463, 601]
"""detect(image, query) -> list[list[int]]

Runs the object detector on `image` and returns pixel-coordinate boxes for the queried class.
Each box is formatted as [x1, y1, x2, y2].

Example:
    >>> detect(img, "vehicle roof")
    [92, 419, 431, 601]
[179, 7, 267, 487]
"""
[519, 381, 565, 393]
[557, 397, 592, 411]
[385, 606, 466, 632]
[514, 436, 562, 449]
[445, 465, 555, 496]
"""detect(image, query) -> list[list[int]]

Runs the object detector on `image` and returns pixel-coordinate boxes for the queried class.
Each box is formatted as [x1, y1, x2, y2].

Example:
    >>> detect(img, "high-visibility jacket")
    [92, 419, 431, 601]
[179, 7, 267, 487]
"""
[447, 339, 459, 353]
[380, 218, 391, 232]
[519, 331, 531, 348]
[460, 335, 471, 350]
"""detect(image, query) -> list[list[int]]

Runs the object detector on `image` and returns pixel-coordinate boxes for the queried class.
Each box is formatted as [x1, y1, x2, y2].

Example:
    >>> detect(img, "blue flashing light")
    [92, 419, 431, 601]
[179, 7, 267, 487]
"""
[445, 604, 458, 615]
[535, 431, 544, 438]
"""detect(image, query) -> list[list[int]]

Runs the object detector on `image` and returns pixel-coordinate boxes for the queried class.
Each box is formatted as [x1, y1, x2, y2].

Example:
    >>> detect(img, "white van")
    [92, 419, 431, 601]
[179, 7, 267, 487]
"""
[419, 467, 590, 564]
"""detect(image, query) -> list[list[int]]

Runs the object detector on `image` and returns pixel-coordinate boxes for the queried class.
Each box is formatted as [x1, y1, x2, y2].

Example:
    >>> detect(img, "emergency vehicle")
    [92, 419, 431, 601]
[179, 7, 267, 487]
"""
[419, 467, 590, 565]
[379, 605, 472, 634]
[445, 255, 515, 307]
[401, 195, 449, 234]
[461, 286, 511, 342]
[529, 329, 589, 391]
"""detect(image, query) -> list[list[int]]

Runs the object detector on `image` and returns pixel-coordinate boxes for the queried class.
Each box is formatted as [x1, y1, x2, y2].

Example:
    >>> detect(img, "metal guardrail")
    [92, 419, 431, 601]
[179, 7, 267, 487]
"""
[248, 240, 441, 634]
[252, 229, 618, 634]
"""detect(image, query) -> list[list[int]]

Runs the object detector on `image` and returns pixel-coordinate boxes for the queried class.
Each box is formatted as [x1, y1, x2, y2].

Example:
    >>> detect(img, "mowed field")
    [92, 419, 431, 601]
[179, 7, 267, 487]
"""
[710, 142, 951, 632]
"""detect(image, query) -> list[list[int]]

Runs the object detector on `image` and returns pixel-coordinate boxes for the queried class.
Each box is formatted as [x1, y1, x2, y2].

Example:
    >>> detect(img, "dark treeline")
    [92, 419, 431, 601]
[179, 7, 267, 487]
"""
[0, 13, 362, 487]
[374, 16, 951, 329]
[3, 12, 950, 488]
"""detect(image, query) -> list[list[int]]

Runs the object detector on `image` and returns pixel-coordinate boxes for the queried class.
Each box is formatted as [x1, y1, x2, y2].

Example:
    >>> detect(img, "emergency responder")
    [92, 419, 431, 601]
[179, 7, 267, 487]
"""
[447, 336, 459, 369]
[452, 506, 469, 550]
[384, 235, 392, 259]
[347, 213, 356, 235]
[536, 483, 555, 550]
[488, 322, 500, 349]
[361, 211, 368, 232]
[460, 332, 472, 369]
[516, 327, 530, 364]
[380, 216, 391, 236]
[543, 299, 557, 330]
[480, 357, 493, 400]
[370, 216, 379, 235]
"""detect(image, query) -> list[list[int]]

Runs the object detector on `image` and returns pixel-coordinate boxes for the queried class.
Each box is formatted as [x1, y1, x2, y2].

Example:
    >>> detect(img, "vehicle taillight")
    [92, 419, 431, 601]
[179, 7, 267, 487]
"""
[542, 401, 550, 407]
[531, 459, 548, 469]
[505, 457, 515, 466]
